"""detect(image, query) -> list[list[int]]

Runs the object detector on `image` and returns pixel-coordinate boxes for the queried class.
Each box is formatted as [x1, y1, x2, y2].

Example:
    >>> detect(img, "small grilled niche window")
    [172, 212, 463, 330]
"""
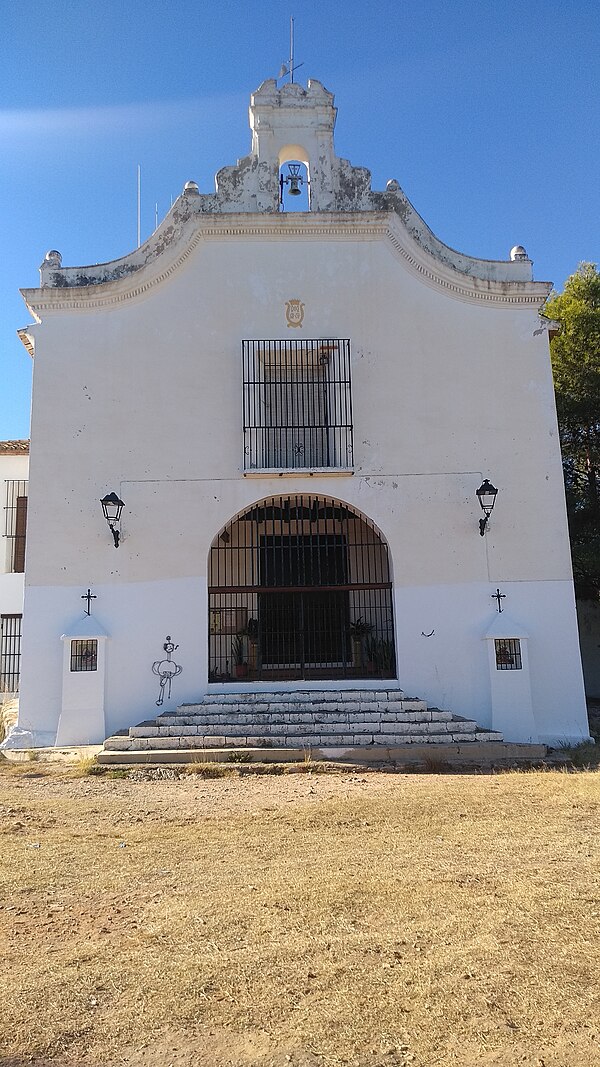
[70, 639, 98, 672]
[495, 639, 522, 670]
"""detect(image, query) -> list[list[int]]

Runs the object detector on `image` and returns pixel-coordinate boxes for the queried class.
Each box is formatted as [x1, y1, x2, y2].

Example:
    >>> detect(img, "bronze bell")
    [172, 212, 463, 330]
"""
[286, 163, 303, 195]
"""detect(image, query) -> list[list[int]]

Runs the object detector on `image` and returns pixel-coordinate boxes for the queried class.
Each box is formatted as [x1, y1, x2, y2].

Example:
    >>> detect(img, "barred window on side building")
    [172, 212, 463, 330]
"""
[4, 480, 28, 573]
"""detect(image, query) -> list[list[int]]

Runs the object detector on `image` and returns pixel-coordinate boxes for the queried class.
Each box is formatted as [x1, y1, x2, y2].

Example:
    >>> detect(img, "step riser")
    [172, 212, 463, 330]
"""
[177, 699, 424, 717]
[175, 702, 428, 718]
[105, 730, 503, 751]
[129, 719, 470, 739]
[197, 690, 407, 705]
[149, 710, 452, 729]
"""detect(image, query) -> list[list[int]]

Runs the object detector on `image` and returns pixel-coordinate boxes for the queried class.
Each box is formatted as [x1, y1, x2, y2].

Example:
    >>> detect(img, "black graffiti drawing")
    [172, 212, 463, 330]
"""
[152, 636, 183, 707]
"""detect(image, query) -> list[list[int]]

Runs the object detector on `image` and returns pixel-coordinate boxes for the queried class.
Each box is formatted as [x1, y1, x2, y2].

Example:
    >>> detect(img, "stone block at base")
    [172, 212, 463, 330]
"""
[97, 741, 547, 767]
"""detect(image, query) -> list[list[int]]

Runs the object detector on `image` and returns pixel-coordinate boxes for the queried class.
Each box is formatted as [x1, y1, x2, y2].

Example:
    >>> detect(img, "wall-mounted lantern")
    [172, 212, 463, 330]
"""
[100, 492, 124, 548]
[476, 480, 498, 536]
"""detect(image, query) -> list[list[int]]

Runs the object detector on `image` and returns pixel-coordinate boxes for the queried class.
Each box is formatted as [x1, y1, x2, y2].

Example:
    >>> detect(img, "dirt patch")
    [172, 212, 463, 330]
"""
[1, 766, 599, 1067]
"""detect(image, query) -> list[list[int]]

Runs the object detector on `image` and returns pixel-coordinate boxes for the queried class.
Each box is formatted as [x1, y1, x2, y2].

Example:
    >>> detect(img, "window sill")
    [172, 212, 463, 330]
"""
[243, 467, 354, 478]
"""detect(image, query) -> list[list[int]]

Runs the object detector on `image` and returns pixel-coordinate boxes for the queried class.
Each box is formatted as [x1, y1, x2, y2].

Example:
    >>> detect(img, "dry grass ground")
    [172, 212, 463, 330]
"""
[1, 762, 599, 1067]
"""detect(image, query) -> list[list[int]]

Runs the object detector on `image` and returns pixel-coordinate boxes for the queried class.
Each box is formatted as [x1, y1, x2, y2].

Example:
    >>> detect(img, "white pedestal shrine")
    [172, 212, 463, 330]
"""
[484, 614, 537, 743]
[56, 615, 108, 746]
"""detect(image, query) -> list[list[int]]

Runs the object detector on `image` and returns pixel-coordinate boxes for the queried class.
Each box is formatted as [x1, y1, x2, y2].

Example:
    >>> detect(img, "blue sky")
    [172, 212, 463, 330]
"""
[1, 0, 598, 439]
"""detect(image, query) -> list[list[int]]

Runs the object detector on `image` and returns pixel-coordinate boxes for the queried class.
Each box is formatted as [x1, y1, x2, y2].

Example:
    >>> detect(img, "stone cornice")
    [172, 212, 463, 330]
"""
[382, 219, 551, 306]
[21, 213, 551, 317]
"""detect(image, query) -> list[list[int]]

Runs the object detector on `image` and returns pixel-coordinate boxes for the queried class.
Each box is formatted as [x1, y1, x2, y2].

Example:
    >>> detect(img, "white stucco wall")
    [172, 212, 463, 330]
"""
[12, 223, 590, 747]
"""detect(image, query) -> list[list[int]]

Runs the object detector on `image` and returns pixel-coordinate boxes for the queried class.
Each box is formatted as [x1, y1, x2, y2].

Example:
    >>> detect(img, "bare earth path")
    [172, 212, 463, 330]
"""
[1, 764, 599, 1067]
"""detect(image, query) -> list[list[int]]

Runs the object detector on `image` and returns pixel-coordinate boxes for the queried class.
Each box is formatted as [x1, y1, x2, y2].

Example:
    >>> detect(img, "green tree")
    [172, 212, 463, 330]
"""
[545, 263, 600, 599]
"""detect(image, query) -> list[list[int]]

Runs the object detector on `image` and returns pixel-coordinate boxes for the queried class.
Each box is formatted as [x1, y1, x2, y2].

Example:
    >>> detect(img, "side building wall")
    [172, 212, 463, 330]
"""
[0, 446, 28, 704]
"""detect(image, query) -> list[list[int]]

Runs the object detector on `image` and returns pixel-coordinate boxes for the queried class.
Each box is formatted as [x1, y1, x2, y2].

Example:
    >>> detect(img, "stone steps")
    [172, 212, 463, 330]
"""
[133, 709, 451, 730]
[103, 688, 504, 753]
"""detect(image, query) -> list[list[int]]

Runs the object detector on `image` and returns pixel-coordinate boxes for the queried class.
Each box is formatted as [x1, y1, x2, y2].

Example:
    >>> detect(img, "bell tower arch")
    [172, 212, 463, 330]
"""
[212, 77, 374, 214]
[249, 79, 338, 211]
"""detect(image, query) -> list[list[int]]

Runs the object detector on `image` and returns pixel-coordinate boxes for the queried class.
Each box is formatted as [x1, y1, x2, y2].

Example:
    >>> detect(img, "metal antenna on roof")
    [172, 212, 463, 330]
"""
[137, 165, 141, 248]
[278, 16, 303, 84]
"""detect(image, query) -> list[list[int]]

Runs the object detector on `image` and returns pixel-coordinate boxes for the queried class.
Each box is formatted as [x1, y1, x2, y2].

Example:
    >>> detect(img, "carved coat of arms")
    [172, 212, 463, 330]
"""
[285, 299, 305, 328]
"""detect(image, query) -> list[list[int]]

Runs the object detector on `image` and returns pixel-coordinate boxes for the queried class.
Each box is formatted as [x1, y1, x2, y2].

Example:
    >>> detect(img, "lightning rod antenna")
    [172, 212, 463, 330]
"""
[137, 165, 141, 248]
[278, 16, 303, 84]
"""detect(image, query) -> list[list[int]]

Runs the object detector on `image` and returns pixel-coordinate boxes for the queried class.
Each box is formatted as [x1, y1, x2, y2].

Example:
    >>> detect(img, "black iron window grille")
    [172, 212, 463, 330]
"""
[0, 614, 22, 692]
[3, 480, 28, 573]
[495, 639, 522, 670]
[242, 339, 353, 471]
[208, 494, 395, 682]
[70, 639, 98, 672]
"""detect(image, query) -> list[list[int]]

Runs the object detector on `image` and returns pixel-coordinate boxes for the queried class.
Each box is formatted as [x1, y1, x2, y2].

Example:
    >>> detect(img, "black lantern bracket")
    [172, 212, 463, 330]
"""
[100, 491, 125, 548]
[476, 480, 498, 536]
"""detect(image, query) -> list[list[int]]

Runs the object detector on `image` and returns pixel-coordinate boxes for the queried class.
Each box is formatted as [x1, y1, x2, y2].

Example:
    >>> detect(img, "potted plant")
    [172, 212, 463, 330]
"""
[232, 633, 248, 679]
[365, 635, 377, 674]
[246, 618, 259, 672]
[375, 637, 394, 675]
[349, 617, 373, 669]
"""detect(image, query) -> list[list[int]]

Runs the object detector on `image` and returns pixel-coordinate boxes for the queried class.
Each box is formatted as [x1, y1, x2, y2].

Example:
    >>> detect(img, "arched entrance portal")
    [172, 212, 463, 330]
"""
[208, 495, 396, 682]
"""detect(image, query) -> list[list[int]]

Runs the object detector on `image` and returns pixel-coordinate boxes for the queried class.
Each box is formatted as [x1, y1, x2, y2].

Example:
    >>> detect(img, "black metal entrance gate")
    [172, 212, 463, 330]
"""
[208, 495, 395, 682]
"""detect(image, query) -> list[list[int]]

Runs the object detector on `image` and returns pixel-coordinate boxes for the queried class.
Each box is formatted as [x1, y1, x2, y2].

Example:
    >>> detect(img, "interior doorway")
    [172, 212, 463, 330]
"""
[259, 534, 350, 669]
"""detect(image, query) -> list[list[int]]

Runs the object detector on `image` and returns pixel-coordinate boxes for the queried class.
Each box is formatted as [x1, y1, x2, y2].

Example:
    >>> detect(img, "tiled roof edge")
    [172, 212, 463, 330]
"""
[0, 440, 30, 454]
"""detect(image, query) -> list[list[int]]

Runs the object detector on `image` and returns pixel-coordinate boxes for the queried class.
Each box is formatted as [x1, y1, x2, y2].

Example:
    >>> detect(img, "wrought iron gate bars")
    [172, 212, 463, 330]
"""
[209, 583, 392, 594]
[208, 494, 395, 682]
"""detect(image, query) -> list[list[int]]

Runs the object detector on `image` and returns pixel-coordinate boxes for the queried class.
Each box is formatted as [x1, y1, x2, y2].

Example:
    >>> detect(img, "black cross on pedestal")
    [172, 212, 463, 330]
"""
[492, 588, 506, 613]
[82, 588, 97, 616]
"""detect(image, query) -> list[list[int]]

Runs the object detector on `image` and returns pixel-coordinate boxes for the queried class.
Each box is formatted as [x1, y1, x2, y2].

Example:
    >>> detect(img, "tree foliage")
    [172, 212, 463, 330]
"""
[546, 263, 600, 598]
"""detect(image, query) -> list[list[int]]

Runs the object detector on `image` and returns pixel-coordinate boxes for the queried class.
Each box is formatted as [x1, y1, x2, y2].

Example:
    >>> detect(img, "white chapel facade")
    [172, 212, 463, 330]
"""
[7, 78, 590, 749]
